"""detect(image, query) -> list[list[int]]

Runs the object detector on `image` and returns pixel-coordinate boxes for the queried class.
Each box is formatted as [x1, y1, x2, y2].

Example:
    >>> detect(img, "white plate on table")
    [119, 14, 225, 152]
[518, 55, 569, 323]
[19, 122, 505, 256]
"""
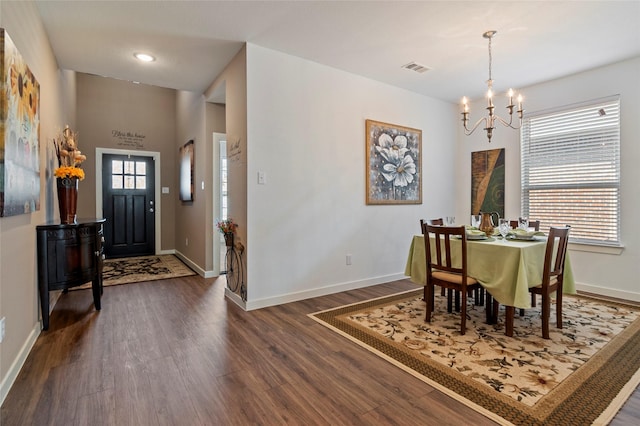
[467, 233, 488, 240]
[510, 234, 540, 241]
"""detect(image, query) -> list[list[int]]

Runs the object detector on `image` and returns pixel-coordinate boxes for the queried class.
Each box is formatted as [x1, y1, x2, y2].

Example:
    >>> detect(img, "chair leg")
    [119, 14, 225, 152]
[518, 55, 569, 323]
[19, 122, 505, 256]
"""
[425, 284, 434, 323]
[447, 289, 453, 313]
[556, 285, 563, 329]
[541, 293, 550, 339]
[485, 293, 494, 324]
[531, 292, 536, 307]
[454, 290, 460, 312]
[460, 290, 468, 335]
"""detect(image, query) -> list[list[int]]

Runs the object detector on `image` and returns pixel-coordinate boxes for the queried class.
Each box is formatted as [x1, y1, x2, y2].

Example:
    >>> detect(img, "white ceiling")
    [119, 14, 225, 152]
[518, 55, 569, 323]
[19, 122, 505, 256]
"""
[34, 1, 640, 104]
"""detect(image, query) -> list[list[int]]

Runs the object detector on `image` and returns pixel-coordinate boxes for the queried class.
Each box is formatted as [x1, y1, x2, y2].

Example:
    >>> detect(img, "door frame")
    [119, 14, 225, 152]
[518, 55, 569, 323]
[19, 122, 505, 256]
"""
[212, 132, 226, 276]
[95, 148, 162, 255]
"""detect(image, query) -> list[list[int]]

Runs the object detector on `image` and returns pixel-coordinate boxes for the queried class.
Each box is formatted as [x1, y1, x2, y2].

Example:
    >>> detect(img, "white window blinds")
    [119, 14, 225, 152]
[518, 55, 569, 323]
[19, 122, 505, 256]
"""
[520, 96, 620, 246]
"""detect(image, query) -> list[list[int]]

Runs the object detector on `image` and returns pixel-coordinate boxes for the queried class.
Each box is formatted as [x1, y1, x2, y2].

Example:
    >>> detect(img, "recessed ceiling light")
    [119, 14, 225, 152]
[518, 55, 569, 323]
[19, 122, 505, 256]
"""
[134, 53, 155, 62]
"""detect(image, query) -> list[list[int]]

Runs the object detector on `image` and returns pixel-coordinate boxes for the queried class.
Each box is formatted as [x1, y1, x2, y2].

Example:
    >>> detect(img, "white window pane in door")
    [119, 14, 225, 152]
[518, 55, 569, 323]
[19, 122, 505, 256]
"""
[124, 161, 135, 175]
[112, 160, 123, 174]
[136, 162, 146, 176]
[124, 176, 135, 189]
[112, 175, 123, 189]
[136, 176, 146, 189]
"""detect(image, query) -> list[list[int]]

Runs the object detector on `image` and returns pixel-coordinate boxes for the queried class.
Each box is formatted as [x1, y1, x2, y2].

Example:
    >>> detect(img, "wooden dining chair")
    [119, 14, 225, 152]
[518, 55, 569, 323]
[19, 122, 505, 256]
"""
[421, 223, 482, 335]
[509, 219, 541, 231]
[504, 226, 571, 339]
[420, 218, 444, 227]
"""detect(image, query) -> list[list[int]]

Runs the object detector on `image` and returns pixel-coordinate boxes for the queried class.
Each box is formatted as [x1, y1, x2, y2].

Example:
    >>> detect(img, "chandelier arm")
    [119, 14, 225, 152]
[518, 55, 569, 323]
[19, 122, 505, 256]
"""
[462, 116, 487, 136]
[494, 114, 522, 130]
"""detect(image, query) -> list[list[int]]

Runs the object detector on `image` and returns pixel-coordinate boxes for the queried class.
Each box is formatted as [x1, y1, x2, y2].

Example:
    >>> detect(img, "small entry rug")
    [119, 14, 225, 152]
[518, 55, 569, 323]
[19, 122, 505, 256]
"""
[309, 289, 640, 425]
[74, 255, 195, 289]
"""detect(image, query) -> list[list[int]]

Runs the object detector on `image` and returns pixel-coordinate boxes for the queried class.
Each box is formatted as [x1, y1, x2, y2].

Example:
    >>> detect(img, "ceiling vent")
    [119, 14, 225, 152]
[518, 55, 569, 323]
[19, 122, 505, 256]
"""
[402, 62, 431, 74]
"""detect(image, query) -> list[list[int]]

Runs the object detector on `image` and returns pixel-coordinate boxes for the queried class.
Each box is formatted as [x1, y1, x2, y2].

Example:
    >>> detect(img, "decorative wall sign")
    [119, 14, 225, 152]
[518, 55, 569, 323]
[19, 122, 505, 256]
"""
[471, 148, 505, 217]
[365, 119, 422, 205]
[111, 129, 146, 149]
[179, 139, 194, 202]
[0, 28, 41, 217]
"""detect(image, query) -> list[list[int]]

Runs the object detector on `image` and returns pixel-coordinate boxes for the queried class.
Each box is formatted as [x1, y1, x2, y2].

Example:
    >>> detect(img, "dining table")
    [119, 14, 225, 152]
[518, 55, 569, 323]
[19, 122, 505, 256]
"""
[405, 234, 575, 311]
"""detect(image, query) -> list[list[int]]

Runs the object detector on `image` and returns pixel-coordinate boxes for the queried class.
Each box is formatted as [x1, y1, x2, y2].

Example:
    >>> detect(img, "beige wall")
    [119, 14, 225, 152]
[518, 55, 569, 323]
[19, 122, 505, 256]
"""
[204, 46, 247, 294]
[0, 2, 72, 398]
[174, 90, 207, 267]
[172, 47, 245, 280]
[76, 73, 177, 251]
[204, 103, 226, 272]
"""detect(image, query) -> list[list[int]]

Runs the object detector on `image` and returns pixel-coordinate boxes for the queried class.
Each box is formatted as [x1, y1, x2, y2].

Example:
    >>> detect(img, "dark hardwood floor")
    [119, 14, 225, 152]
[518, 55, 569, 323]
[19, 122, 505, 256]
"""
[2, 276, 638, 425]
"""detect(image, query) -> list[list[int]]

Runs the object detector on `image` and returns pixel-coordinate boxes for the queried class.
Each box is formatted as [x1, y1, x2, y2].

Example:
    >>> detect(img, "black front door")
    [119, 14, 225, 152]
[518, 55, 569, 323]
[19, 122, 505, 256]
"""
[102, 154, 155, 258]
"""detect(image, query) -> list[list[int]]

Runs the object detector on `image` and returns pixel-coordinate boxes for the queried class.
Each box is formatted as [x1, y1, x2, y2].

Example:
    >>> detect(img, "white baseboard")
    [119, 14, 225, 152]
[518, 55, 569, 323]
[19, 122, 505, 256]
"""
[224, 287, 246, 309]
[244, 273, 407, 311]
[172, 251, 218, 278]
[576, 283, 640, 303]
[173, 251, 204, 276]
[1, 322, 41, 405]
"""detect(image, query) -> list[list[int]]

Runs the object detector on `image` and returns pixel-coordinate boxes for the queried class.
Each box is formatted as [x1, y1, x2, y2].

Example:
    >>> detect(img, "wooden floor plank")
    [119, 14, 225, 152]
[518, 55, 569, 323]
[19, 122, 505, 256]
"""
[1, 276, 638, 425]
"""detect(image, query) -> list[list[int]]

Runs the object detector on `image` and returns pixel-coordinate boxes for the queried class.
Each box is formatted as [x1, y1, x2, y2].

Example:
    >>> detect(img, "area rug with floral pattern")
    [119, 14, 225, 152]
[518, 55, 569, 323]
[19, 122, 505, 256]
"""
[72, 255, 195, 289]
[309, 289, 640, 425]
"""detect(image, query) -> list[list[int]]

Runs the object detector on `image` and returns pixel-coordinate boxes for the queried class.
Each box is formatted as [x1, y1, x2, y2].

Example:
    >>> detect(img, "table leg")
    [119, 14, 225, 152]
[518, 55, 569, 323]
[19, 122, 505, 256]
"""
[505, 306, 515, 337]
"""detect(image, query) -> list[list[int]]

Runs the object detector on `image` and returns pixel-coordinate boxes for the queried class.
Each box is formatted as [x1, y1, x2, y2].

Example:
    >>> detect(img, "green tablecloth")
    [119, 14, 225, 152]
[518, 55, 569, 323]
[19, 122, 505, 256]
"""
[404, 235, 575, 309]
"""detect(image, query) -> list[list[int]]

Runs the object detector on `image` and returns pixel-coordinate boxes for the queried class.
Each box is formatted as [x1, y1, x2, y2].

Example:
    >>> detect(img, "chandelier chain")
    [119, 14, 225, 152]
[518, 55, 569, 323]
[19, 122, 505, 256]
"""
[487, 36, 493, 83]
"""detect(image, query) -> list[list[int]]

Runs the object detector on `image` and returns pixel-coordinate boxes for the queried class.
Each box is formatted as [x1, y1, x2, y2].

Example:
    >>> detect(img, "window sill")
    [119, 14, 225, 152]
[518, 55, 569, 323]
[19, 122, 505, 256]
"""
[568, 242, 624, 255]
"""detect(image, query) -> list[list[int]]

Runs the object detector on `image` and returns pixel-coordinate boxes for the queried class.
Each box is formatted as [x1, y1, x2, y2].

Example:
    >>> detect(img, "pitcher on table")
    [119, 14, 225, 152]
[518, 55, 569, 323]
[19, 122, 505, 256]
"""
[479, 211, 499, 237]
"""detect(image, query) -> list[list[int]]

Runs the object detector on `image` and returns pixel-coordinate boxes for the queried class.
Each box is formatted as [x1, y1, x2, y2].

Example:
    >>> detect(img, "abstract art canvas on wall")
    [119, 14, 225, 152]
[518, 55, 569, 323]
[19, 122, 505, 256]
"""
[471, 148, 505, 217]
[366, 119, 421, 205]
[0, 28, 41, 217]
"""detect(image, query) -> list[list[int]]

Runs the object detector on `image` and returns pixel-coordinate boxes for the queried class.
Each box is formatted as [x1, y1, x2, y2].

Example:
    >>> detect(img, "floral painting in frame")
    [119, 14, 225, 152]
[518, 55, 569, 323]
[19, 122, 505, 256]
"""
[471, 148, 505, 217]
[366, 119, 421, 205]
[0, 28, 41, 217]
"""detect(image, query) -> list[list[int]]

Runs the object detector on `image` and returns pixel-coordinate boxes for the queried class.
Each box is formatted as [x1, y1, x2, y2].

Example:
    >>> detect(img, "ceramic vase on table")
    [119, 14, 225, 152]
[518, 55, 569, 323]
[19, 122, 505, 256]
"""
[56, 177, 78, 224]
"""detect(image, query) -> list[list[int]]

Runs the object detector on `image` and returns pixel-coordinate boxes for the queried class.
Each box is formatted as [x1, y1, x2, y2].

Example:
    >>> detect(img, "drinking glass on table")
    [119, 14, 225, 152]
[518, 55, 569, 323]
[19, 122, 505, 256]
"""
[445, 216, 456, 226]
[471, 214, 481, 228]
[519, 217, 529, 231]
[498, 219, 511, 239]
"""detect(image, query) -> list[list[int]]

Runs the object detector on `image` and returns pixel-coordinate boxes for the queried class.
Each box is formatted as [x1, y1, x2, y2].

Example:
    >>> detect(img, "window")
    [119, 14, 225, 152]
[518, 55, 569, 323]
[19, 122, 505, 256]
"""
[111, 160, 146, 190]
[520, 96, 620, 246]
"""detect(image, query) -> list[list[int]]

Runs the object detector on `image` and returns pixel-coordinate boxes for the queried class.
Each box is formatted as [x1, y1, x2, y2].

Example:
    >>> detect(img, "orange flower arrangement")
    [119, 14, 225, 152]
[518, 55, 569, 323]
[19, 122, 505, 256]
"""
[53, 125, 86, 180]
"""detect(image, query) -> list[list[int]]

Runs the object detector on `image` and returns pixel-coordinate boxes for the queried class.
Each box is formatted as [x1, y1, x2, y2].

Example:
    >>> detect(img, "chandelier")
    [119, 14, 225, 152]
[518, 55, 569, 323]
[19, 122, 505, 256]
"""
[461, 30, 524, 142]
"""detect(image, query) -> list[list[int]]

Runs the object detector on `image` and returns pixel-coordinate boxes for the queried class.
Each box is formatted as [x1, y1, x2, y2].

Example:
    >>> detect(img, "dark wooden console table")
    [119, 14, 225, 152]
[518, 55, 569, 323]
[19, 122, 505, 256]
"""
[36, 218, 106, 330]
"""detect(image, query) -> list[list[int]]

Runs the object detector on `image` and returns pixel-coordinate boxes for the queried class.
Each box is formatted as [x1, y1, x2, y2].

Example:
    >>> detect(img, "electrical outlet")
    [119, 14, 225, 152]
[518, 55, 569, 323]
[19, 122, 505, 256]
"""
[185, 238, 189, 246]
[346, 254, 352, 265]
[0, 317, 5, 343]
